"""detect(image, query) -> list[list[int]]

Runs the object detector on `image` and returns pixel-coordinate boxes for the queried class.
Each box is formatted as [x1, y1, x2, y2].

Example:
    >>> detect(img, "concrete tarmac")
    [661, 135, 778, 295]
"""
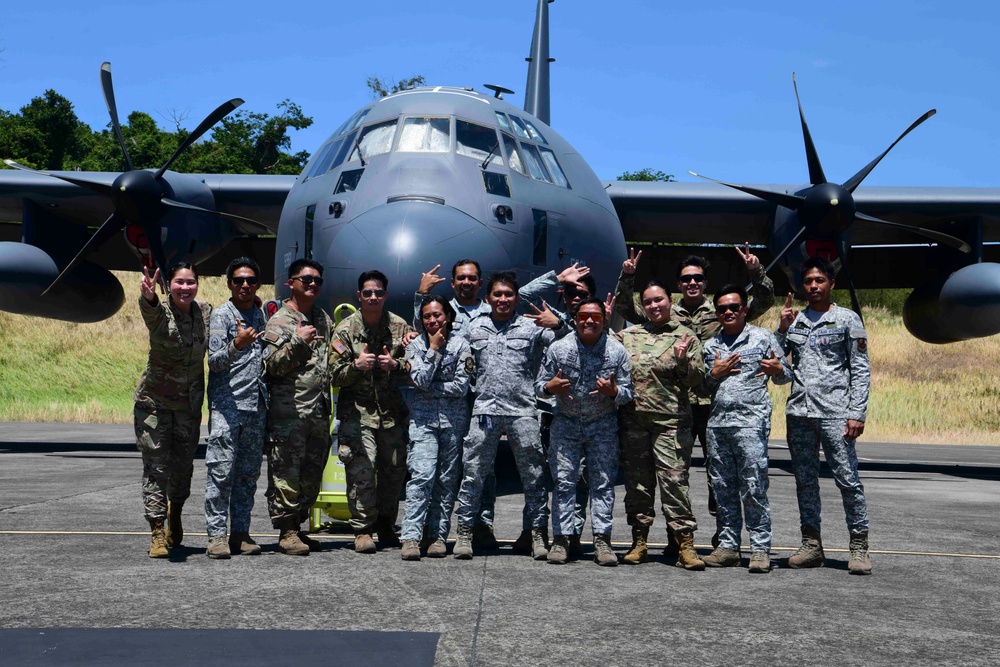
[1, 423, 998, 666]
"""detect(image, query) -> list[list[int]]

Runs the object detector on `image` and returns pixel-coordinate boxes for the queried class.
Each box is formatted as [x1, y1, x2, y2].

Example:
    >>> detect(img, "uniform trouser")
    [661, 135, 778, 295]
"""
[786, 416, 869, 534]
[204, 407, 266, 537]
[265, 414, 330, 528]
[135, 406, 202, 522]
[456, 415, 549, 530]
[707, 424, 772, 552]
[572, 457, 589, 535]
[401, 410, 468, 541]
[549, 416, 618, 537]
[338, 419, 408, 533]
[619, 411, 698, 533]
[465, 392, 495, 528]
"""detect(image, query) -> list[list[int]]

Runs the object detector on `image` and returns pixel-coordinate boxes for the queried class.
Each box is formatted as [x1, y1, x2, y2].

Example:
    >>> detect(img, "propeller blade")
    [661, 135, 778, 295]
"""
[161, 198, 272, 234]
[155, 98, 244, 179]
[854, 211, 970, 253]
[763, 226, 809, 275]
[41, 212, 126, 296]
[143, 222, 171, 287]
[3, 159, 114, 197]
[688, 171, 805, 210]
[836, 239, 864, 325]
[792, 73, 827, 186]
[100, 62, 135, 172]
[842, 109, 937, 193]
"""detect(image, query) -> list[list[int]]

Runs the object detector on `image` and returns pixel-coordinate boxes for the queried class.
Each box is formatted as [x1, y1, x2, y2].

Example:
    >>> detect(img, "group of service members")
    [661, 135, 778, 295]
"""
[133, 245, 872, 575]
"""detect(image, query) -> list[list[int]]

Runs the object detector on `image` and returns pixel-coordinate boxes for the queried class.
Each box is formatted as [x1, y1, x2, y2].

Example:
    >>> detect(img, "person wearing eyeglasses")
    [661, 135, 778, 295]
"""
[615, 245, 774, 554]
[203, 257, 269, 559]
[261, 258, 333, 556]
[330, 270, 415, 554]
[698, 284, 791, 573]
[535, 298, 633, 566]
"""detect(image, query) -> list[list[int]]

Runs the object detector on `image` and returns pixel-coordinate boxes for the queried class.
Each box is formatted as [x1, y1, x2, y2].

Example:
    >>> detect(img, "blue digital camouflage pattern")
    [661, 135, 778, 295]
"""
[207, 300, 268, 412]
[204, 408, 266, 536]
[707, 425, 772, 552]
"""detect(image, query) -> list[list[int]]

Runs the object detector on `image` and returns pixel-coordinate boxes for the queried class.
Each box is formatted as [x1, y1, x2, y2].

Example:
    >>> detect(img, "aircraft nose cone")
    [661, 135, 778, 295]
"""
[321, 201, 512, 317]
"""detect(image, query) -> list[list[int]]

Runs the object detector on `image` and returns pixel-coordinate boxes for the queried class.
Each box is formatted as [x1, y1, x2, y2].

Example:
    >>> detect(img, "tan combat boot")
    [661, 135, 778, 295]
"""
[547, 535, 569, 564]
[530, 528, 549, 561]
[674, 530, 706, 570]
[148, 519, 169, 558]
[228, 532, 262, 556]
[165, 501, 184, 547]
[622, 525, 649, 565]
[788, 526, 825, 568]
[848, 531, 873, 575]
[278, 526, 310, 556]
[453, 525, 474, 560]
[354, 532, 376, 554]
[426, 539, 448, 558]
[593, 534, 618, 567]
[703, 546, 741, 568]
[206, 536, 231, 560]
[400, 540, 421, 561]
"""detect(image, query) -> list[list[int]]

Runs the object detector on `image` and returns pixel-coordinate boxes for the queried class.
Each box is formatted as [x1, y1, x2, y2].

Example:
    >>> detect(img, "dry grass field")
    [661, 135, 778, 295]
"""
[0, 272, 997, 444]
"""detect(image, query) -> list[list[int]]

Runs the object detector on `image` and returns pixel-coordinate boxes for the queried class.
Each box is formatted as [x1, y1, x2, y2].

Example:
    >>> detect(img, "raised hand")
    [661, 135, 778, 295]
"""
[234, 320, 263, 350]
[591, 371, 618, 397]
[736, 241, 761, 272]
[545, 369, 572, 396]
[674, 332, 694, 360]
[622, 247, 642, 275]
[428, 329, 446, 351]
[755, 349, 784, 377]
[525, 301, 561, 329]
[557, 262, 591, 291]
[377, 345, 398, 371]
[778, 292, 799, 333]
[140, 266, 160, 303]
[354, 344, 377, 371]
[418, 264, 446, 294]
[711, 351, 741, 379]
[296, 321, 318, 343]
[603, 292, 616, 320]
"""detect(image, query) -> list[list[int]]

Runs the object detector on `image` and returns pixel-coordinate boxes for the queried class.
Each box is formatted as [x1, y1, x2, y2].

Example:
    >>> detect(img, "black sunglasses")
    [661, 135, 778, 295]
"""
[231, 276, 259, 286]
[716, 303, 743, 314]
[362, 288, 386, 298]
[679, 274, 706, 284]
[291, 275, 323, 286]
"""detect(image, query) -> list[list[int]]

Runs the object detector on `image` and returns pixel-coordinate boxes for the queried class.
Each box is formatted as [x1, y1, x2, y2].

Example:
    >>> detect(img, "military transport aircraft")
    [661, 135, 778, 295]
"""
[1, 0, 999, 344]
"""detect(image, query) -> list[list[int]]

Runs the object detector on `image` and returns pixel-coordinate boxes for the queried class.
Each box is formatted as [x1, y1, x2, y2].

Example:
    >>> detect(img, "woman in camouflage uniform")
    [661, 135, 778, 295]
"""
[134, 263, 212, 558]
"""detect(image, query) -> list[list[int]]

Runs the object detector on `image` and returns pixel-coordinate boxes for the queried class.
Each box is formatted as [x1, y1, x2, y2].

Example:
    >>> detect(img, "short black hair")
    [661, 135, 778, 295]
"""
[358, 269, 389, 291]
[288, 258, 324, 278]
[640, 279, 671, 302]
[677, 255, 709, 279]
[486, 270, 519, 294]
[226, 256, 260, 283]
[167, 261, 198, 282]
[574, 296, 607, 318]
[452, 259, 482, 279]
[801, 256, 836, 281]
[419, 295, 457, 333]
[713, 283, 748, 308]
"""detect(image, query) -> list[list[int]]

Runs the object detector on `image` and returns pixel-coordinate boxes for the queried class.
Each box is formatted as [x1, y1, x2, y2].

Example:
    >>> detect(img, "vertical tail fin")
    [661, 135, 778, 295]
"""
[524, 0, 554, 125]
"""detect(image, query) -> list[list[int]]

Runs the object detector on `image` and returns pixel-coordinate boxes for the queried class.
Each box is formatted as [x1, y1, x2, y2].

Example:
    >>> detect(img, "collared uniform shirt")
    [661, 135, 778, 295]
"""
[406, 332, 473, 421]
[262, 302, 333, 420]
[535, 332, 633, 422]
[134, 296, 212, 413]
[614, 320, 703, 421]
[207, 300, 268, 412]
[468, 314, 556, 417]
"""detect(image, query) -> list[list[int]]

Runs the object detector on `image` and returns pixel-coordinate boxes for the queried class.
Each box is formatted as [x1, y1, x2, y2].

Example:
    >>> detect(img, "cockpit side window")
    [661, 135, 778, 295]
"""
[332, 131, 358, 170]
[522, 119, 547, 144]
[495, 112, 512, 133]
[333, 108, 370, 138]
[538, 147, 570, 188]
[303, 141, 336, 180]
[397, 117, 451, 153]
[457, 120, 502, 166]
[507, 115, 532, 142]
[349, 119, 397, 162]
[520, 143, 551, 182]
[501, 132, 526, 176]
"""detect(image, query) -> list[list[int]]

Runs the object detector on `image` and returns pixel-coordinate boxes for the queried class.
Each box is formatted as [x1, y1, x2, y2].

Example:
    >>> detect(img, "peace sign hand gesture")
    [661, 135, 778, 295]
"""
[622, 247, 642, 275]
[778, 292, 799, 333]
[673, 332, 694, 360]
[735, 241, 760, 272]
[141, 267, 160, 303]
[525, 301, 561, 329]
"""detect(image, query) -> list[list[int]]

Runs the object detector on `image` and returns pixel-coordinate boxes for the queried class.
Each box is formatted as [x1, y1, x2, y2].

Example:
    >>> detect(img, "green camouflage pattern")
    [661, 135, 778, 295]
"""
[262, 302, 333, 420]
[133, 296, 212, 412]
[614, 320, 704, 420]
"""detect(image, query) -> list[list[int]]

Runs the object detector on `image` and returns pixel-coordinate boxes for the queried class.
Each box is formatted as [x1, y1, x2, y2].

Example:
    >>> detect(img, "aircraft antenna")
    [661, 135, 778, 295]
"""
[524, 0, 555, 125]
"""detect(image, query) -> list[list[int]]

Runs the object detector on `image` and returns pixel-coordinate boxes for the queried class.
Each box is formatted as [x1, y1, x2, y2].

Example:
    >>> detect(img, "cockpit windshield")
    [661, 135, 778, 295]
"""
[397, 117, 451, 152]
[349, 119, 397, 162]
[457, 120, 502, 166]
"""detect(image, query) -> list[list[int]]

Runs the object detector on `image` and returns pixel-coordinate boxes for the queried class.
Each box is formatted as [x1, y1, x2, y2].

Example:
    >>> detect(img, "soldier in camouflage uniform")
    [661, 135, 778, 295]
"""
[536, 298, 633, 566]
[616, 245, 774, 549]
[203, 257, 269, 559]
[262, 258, 333, 557]
[453, 271, 563, 561]
[133, 263, 211, 558]
[699, 284, 792, 573]
[613, 277, 706, 569]
[330, 270, 414, 554]
[399, 296, 473, 560]
[776, 256, 873, 575]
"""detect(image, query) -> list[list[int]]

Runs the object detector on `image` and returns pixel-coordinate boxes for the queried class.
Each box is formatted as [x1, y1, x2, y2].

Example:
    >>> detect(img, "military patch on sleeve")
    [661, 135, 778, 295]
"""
[857, 338, 867, 353]
[262, 346, 271, 360]
[332, 339, 347, 356]
[465, 357, 474, 374]
[208, 334, 224, 352]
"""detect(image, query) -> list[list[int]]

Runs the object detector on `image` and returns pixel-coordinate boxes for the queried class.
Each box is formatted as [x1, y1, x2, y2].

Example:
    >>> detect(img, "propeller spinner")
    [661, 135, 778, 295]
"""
[690, 73, 970, 323]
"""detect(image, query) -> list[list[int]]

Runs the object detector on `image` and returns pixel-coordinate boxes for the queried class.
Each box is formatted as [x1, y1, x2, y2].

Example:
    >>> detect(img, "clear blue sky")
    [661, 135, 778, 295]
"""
[3, 0, 998, 187]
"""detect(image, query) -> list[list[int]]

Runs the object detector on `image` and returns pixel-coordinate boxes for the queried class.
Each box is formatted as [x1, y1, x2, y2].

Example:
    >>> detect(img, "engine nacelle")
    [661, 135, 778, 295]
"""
[903, 263, 1000, 344]
[0, 242, 125, 322]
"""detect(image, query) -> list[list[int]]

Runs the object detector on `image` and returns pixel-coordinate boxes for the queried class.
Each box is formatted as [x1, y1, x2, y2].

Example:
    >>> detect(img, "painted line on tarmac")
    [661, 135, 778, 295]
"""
[2, 531, 998, 560]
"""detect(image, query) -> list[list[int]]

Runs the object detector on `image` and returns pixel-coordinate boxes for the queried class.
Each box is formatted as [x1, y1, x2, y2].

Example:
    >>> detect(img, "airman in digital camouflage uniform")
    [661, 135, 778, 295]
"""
[776, 256, 872, 575]
[400, 296, 473, 560]
[203, 257, 268, 559]
[616, 245, 774, 550]
[330, 269, 414, 554]
[262, 258, 333, 557]
[134, 263, 211, 558]
[536, 298, 633, 566]
[614, 277, 706, 569]
[699, 284, 792, 573]
[453, 271, 562, 561]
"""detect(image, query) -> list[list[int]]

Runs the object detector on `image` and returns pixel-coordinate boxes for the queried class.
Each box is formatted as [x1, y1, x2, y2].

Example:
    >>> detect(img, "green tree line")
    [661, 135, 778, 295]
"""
[0, 90, 313, 175]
